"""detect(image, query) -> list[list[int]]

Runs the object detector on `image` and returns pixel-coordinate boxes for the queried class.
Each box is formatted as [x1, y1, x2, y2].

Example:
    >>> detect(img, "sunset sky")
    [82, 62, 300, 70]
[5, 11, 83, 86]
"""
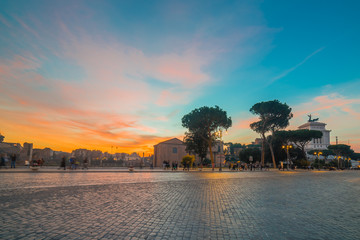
[0, 0, 359, 154]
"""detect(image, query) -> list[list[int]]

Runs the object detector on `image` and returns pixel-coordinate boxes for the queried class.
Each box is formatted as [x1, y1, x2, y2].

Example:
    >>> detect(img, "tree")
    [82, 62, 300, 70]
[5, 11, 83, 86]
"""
[0, 133, 4, 143]
[183, 130, 210, 167]
[276, 129, 323, 161]
[182, 106, 232, 171]
[250, 100, 293, 168]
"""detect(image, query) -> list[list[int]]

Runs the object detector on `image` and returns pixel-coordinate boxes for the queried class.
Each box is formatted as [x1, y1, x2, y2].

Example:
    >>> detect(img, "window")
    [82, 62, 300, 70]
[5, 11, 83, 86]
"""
[173, 147, 177, 153]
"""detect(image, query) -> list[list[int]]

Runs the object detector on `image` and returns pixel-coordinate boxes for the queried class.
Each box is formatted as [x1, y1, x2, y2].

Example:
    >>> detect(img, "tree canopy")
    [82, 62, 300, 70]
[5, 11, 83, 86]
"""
[250, 100, 293, 168]
[250, 100, 293, 133]
[328, 144, 354, 157]
[275, 129, 323, 160]
[182, 106, 232, 170]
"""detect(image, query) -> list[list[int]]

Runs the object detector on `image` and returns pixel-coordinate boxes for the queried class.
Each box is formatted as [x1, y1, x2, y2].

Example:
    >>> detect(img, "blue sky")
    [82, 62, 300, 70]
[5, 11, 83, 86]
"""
[0, 0, 359, 153]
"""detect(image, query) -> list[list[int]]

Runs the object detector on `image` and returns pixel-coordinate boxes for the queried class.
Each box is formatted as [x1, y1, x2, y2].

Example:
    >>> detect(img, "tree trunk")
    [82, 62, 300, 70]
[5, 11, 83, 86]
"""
[302, 146, 308, 161]
[264, 135, 276, 168]
[269, 143, 276, 169]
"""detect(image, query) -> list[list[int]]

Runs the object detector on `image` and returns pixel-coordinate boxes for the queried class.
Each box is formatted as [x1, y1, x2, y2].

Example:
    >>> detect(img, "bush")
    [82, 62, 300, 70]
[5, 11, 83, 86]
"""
[182, 155, 195, 168]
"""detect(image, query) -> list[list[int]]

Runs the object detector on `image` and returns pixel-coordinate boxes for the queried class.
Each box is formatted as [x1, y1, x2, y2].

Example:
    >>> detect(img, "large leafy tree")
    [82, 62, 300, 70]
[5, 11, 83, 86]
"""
[250, 100, 293, 168]
[182, 106, 232, 170]
[276, 129, 323, 161]
[0, 133, 4, 143]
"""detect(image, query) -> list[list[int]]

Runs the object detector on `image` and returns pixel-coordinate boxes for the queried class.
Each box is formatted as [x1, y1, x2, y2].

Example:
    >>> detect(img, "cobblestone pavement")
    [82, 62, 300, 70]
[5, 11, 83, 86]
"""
[0, 171, 359, 239]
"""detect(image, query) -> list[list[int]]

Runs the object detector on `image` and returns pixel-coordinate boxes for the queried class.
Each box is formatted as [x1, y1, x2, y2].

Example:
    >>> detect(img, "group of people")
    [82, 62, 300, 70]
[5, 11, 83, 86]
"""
[29, 158, 45, 167]
[60, 156, 88, 170]
[162, 161, 180, 171]
[228, 162, 271, 171]
[0, 154, 46, 169]
[0, 153, 17, 168]
[161, 160, 274, 171]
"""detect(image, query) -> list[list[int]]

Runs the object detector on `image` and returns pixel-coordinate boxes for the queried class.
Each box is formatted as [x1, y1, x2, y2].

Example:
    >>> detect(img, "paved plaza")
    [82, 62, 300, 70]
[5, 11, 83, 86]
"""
[0, 170, 359, 239]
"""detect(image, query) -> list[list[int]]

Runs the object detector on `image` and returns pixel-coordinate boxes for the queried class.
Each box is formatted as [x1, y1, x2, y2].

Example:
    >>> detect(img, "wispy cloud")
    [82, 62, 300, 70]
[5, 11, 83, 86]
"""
[291, 93, 360, 151]
[271, 47, 325, 82]
[0, 19, 214, 153]
[0, 13, 11, 28]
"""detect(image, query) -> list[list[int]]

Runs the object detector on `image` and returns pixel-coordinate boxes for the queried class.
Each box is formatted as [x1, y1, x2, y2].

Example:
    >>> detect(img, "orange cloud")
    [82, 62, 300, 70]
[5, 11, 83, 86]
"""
[0, 49, 192, 154]
[0, 107, 175, 154]
[233, 117, 259, 130]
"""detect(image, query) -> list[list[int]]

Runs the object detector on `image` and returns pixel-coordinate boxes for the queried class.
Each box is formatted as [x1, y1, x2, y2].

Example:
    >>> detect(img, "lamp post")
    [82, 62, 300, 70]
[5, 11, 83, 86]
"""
[313, 151, 323, 170]
[282, 145, 293, 170]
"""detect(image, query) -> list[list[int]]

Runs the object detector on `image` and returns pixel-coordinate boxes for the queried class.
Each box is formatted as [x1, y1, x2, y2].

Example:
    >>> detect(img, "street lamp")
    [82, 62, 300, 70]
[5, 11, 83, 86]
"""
[313, 151, 323, 170]
[282, 145, 293, 170]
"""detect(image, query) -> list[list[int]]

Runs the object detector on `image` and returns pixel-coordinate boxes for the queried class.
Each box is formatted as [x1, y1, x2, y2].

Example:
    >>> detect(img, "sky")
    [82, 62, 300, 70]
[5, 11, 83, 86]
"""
[0, 0, 359, 154]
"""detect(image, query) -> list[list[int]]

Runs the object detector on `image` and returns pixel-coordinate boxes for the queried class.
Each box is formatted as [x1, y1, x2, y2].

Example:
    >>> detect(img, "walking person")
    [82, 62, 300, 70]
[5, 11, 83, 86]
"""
[60, 156, 66, 170]
[10, 154, 16, 168]
[70, 157, 75, 170]
[82, 158, 88, 170]
[0, 153, 6, 169]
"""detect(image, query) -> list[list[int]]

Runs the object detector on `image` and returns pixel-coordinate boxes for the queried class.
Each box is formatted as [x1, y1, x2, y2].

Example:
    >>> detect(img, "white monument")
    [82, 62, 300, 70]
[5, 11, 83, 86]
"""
[298, 115, 331, 150]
